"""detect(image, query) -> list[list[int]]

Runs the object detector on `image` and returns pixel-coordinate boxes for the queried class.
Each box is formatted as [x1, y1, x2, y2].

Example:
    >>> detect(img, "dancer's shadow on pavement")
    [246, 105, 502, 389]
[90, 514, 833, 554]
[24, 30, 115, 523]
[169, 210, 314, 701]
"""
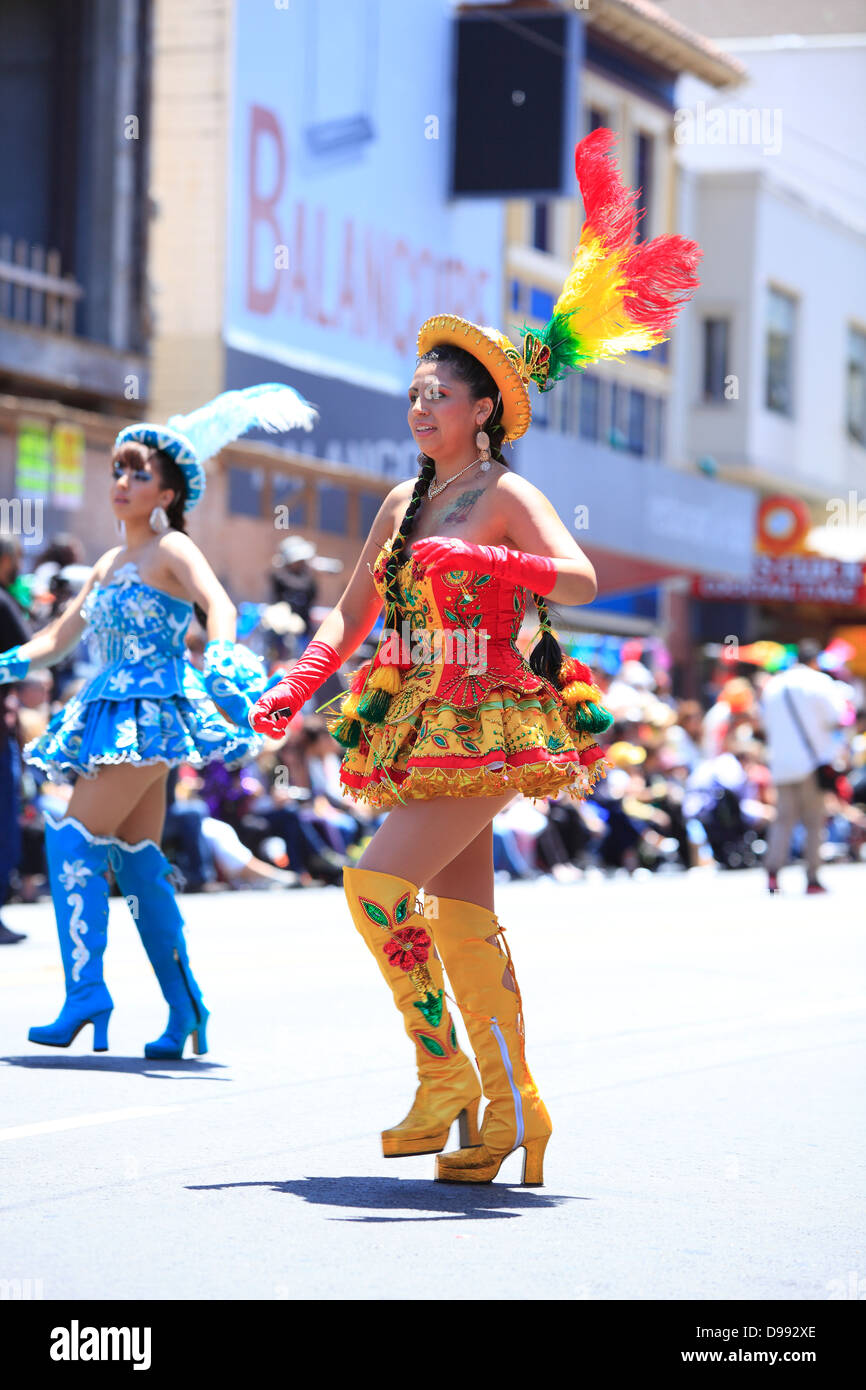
[188, 1175, 586, 1221]
[1, 1055, 229, 1080]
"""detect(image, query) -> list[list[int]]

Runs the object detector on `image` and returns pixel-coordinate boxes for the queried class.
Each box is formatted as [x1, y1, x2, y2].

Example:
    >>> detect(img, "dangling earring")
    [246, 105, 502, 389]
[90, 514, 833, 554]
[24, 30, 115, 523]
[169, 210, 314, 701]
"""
[475, 426, 491, 472]
[149, 505, 170, 533]
[115, 517, 126, 540]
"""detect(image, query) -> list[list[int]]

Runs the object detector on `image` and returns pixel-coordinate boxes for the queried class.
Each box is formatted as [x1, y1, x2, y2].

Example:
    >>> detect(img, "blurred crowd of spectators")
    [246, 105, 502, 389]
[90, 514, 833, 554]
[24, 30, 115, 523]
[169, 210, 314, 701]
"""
[2, 533, 865, 914]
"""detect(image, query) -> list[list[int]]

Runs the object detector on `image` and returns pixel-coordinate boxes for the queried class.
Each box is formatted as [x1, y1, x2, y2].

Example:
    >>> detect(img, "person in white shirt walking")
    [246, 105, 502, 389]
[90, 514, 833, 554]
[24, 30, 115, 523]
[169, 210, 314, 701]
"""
[760, 639, 852, 894]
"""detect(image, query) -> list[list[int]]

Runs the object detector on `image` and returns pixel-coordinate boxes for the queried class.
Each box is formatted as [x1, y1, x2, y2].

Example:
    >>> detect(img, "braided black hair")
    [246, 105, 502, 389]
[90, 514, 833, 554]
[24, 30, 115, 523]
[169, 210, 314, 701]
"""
[382, 454, 436, 633]
[391, 343, 564, 686]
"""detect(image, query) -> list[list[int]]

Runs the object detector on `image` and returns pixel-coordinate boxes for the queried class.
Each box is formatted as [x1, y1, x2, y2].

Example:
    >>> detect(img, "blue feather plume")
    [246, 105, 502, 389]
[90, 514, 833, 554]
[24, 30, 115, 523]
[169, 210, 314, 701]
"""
[167, 383, 318, 464]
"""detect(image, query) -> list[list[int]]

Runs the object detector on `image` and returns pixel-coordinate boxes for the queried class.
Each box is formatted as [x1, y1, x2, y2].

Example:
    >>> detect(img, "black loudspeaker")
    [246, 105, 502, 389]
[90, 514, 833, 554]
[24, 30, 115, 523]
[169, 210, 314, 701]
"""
[451, 10, 570, 197]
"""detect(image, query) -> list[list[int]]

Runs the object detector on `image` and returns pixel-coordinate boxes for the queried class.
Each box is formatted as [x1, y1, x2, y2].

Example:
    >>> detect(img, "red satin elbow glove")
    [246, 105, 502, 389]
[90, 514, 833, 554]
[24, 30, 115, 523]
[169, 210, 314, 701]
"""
[248, 640, 342, 737]
[410, 536, 557, 595]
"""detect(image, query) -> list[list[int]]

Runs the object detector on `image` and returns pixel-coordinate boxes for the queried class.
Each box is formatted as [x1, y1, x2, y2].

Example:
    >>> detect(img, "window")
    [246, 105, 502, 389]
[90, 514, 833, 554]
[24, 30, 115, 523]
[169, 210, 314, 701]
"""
[529, 286, 554, 322]
[641, 339, 669, 366]
[587, 107, 609, 133]
[634, 132, 654, 243]
[564, 375, 581, 435]
[545, 378, 566, 434]
[510, 280, 553, 323]
[272, 475, 306, 526]
[318, 483, 348, 535]
[360, 493, 382, 536]
[610, 383, 627, 448]
[579, 373, 600, 440]
[847, 327, 866, 445]
[628, 389, 646, 455]
[703, 318, 730, 402]
[531, 201, 550, 252]
[766, 287, 796, 415]
[653, 396, 666, 458]
[644, 396, 662, 459]
[532, 387, 550, 429]
[228, 466, 264, 518]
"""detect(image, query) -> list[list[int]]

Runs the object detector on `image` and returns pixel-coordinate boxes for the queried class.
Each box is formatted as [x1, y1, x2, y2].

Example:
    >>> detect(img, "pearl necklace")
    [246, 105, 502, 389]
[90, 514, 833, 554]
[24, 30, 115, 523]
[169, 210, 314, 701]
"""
[427, 454, 490, 500]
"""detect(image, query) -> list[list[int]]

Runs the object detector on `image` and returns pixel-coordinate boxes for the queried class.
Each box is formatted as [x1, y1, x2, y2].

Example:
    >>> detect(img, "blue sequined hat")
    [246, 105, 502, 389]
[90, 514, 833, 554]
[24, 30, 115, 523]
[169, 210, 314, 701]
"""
[114, 383, 318, 513]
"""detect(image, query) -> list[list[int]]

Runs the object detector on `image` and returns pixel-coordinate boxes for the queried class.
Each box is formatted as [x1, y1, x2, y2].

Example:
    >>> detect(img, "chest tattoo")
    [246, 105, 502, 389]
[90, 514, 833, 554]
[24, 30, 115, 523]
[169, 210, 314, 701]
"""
[440, 488, 484, 525]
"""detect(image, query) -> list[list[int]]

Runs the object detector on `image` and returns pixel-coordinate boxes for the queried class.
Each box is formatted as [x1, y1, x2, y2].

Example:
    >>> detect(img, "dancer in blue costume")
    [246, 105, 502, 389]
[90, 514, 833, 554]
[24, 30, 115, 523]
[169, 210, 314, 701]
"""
[0, 385, 317, 1057]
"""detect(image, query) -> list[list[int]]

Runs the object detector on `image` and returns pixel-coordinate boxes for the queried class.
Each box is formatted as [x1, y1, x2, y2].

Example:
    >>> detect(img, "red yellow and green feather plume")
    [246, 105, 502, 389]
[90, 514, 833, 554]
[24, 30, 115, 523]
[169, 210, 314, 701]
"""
[418, 128, 702, 439]
[518, 126, 702, 391]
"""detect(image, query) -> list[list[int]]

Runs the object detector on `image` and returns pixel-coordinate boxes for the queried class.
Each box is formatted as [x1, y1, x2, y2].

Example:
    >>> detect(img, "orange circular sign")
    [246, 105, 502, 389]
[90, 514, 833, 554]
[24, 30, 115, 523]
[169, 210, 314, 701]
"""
[756, 495, 812, 555]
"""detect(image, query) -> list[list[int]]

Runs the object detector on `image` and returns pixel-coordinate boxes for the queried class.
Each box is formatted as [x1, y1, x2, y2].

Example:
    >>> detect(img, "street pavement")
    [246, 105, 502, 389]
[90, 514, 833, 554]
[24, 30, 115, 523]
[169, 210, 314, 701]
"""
[1, 863, 864, 1301]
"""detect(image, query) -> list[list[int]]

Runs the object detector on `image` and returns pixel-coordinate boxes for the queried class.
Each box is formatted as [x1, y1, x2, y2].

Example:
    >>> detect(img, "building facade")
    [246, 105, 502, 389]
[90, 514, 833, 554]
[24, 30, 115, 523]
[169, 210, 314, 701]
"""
[3, 0, 803, 682]
[665, 1, 866, 665]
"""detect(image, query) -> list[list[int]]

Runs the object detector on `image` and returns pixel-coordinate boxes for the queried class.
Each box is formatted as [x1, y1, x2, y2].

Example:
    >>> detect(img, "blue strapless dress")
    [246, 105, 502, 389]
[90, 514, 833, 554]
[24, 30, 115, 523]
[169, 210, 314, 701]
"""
[23, 561, 263, 784]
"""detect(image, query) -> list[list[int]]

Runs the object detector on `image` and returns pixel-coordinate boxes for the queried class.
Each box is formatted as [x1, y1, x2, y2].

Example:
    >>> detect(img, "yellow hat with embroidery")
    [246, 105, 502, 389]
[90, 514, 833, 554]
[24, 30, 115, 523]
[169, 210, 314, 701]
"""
[416, 316, 535, 442]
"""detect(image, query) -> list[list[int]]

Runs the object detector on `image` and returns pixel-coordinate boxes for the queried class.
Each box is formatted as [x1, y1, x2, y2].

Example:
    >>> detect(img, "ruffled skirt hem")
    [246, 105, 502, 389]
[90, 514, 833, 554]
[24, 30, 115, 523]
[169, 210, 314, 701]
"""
[340, 747, 610, 808]
[22, 692, 261, 786]
[335, 686, 610, 808]
[23, 745, 256, 785]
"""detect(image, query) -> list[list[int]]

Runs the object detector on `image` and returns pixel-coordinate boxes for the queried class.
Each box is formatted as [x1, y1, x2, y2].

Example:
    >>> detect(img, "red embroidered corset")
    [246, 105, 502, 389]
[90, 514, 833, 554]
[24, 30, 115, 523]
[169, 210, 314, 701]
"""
[371, 540, 560, 717]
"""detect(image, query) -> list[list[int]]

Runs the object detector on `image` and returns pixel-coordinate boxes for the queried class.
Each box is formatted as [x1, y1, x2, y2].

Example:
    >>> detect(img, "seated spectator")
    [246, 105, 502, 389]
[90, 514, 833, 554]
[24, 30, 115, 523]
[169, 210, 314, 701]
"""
[541, 788, 595, 872]
[685, 734, 766, 869]
[204, 746, 351, 886]
[490, 797, 550, 878]
[163, 768, 219, 891]
[198, 814, 299, 890]
[701, 678, 757, 758]
[664, 700, 704, 774]
[590, 766, 644, 872]
[302, 720, 384, 852]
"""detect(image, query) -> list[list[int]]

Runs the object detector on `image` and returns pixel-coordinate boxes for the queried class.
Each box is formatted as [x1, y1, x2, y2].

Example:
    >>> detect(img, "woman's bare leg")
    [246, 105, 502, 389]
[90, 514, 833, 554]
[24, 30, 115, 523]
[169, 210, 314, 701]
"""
[424, 820, 496, 911]
[65, 763, 171, 839]
[114, 769, 169, 844]
[357, 791, 514, 886]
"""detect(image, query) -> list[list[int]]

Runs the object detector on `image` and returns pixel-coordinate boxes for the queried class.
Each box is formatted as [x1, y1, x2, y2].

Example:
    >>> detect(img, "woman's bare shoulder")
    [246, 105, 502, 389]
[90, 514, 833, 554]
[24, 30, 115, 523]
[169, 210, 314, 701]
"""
[493, 468, 546, 505]
[93, 545, 125, 580]
[156, 529, 200, 558]
[387, 477, 419, 506]
[377, 477, 421, 532]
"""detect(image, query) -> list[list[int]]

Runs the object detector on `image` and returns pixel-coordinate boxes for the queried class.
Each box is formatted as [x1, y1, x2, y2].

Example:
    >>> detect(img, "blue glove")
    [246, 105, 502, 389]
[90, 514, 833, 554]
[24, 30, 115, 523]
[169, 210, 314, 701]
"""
[203, 639, 269, 727]
[0, 646, 29, 686]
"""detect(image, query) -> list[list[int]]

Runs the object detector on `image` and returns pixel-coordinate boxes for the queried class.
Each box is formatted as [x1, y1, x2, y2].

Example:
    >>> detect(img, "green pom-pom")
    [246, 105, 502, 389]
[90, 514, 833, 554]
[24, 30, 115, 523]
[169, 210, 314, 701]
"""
[593, 703, 614, 734]
[357, 687, 391, 724]
[331, 717, 362, 748]
[573, 701, 614, 734]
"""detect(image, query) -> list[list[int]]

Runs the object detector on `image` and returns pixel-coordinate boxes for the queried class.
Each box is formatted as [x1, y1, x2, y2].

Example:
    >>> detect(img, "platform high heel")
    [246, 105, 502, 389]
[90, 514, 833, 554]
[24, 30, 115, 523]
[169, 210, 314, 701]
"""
[437, 1132, 550, 1186]
[108, 839, 209, 1060]
[29, 1005, 112, 1052]
[342, 865, 482, 1158]
[144, 998, 210, 1061]
[28, 817, 114, 1052]
[424, 893, 553, 1186]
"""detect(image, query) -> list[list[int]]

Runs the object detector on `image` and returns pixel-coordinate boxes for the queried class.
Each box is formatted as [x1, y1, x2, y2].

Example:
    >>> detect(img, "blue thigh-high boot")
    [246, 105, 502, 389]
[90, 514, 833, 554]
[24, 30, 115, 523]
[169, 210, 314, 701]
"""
[28, 816, 114, 1050]
[109, 838, 209, 1059]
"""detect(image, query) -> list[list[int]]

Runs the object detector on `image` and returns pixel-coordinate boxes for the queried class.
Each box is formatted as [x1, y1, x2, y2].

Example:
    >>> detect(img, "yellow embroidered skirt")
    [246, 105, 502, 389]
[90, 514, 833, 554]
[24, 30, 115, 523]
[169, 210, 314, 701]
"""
[336, 681, 610, 809]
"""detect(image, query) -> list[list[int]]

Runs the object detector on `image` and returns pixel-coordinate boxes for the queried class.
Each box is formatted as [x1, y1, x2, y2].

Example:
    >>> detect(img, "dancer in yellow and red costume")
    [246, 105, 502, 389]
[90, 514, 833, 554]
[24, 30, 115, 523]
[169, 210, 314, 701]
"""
[251, 130, 702, 1185]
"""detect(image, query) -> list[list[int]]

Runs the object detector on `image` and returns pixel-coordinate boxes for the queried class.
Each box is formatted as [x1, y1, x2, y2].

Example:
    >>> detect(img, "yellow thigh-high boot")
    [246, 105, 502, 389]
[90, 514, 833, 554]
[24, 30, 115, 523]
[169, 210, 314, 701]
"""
[424, 893, 552, 1186]
[342, 866, 481, 1158]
